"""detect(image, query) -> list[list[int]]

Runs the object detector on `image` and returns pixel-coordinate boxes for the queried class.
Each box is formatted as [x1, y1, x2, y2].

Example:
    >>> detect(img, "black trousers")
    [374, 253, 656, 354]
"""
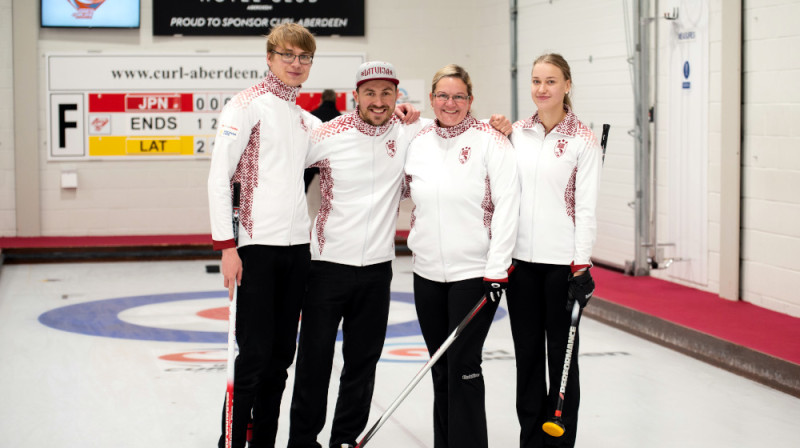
[413, 274, 499, 448]
[218, 244, 310, 448]
[506, 261, 580, 448]
[288, 261, 393, 448]
[304, 167, 319, 193]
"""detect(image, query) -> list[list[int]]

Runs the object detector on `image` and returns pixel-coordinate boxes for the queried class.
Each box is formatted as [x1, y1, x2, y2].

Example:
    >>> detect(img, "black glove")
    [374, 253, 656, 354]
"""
[567, 269, 595, 311]
[483, 278, 508, 303]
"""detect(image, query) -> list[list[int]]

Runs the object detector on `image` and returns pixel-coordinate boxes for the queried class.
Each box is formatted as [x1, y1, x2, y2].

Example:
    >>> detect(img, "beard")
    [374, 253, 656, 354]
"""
[358, 106, 392, 127]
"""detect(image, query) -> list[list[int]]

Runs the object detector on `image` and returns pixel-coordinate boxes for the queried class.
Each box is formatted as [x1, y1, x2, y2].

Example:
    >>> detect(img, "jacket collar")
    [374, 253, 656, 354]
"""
[518, 105, 578, 137]
[435, 113, 477, 139]
[351, 111, 397, 137]
[264, 70, 301, 103]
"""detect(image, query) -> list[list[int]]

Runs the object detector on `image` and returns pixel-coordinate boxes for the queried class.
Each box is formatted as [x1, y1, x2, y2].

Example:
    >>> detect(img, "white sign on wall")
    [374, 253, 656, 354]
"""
[45, 53, 366, 160]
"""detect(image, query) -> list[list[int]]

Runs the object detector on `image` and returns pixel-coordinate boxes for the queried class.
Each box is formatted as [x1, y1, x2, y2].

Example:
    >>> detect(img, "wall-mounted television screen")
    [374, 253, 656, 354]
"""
[42, 0, 141, 28]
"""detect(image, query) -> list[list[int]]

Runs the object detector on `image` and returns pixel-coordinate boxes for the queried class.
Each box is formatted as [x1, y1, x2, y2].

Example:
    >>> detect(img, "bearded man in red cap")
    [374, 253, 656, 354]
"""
[287, 61, 422, 448]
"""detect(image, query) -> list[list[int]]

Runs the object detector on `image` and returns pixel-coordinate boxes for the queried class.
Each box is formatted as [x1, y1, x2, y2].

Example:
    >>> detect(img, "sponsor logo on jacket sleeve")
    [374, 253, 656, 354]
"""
[218, 124, 239, 139]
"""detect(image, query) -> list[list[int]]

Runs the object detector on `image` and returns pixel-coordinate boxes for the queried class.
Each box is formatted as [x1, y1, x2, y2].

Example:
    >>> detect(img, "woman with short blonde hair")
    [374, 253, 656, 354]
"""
[404, 64, 520, 448]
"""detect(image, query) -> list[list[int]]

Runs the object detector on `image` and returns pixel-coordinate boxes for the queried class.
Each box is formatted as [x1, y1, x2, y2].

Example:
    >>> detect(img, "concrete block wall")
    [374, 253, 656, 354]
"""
[646, 0, 800, 317]
[740, 0, 800, 316]
[17, 0, 510, 238]
[705, 0, 725, 296]
[4, 0, 800, 317]
[0, 0, 14, 237]
[515, 0, 637, 268]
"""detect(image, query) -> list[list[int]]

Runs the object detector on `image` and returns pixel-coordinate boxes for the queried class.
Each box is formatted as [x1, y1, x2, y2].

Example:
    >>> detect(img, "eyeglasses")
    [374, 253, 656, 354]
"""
[270, 50, 314, 65]
[433, 93, 470, 103]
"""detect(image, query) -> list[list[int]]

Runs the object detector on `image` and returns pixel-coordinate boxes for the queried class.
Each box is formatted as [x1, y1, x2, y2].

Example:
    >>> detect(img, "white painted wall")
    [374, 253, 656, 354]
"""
[739, 0, 800, 316]
[647, 0, 800, 317]
[4, 0, 800, 317]
[515, 0, 800, 317]
[10, 0, 510, 238]
[515, 0, 637, 269]
[0, 0, 14, 237]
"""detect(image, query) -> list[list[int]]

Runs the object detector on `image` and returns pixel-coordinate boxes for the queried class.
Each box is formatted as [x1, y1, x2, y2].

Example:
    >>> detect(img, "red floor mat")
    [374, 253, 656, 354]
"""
[592, 266, 800, 365]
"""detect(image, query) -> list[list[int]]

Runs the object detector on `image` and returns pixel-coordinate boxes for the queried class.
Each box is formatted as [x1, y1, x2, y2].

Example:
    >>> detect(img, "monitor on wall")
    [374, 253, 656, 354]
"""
[41, 0, 141, 28]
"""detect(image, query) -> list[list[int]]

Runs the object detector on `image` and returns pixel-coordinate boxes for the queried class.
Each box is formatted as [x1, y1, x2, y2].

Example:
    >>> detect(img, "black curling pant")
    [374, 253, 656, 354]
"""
[413, 274, 499, 448]
[218, 244, 310, 448]
[506, 261, 580, 448]
[288, 261, 392, 448]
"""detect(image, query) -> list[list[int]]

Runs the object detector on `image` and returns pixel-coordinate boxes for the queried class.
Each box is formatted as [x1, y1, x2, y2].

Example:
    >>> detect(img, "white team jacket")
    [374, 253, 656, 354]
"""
[307, 112, 426, 266]
[509, 109, 602, 268]
[404, 115, 520, 283]
[208, 71, 321, 250]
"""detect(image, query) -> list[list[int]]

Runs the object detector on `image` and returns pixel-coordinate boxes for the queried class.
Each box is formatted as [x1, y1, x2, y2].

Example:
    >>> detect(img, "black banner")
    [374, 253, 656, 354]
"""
[153, 0, 365, 37]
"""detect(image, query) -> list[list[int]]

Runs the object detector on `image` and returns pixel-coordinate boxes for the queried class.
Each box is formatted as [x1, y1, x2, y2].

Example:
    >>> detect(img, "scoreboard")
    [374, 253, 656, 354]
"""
[84, 91, 233, 157]
[46, 53, 365, 160]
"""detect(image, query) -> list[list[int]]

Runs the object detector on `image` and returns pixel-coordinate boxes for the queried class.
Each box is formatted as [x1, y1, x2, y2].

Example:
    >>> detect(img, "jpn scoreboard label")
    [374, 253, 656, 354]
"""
[46, 53, 365, 160]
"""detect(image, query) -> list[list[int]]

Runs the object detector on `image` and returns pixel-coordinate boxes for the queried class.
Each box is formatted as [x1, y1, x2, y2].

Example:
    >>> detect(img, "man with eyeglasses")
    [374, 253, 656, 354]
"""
[208, 22, 321, 448]
[286, 61, 511, 448]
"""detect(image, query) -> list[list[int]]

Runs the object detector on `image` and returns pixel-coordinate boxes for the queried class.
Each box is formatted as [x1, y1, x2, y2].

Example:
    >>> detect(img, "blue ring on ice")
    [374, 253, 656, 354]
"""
[38, 290, 506, 343]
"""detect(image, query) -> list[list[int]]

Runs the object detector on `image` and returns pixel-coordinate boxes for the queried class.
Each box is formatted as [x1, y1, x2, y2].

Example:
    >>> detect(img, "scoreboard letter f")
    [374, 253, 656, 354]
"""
[59, 104, 78, 148]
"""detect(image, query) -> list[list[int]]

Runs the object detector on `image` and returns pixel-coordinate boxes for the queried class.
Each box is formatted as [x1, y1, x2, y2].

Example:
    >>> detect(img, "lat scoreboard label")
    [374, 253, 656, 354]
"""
[46, 53, 365, 160]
